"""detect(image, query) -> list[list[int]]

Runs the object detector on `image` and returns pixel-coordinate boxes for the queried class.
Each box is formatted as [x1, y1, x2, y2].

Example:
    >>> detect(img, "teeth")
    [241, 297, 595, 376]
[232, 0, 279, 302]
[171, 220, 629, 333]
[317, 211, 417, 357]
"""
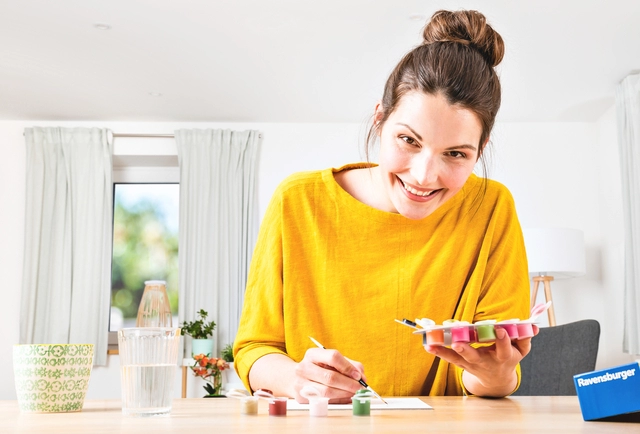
[402, 180, 435, 197]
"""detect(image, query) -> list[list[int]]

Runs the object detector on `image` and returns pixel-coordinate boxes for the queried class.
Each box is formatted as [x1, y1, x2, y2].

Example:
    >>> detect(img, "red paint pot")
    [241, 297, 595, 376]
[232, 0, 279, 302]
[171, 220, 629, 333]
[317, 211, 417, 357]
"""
[268, 397, 288, 416]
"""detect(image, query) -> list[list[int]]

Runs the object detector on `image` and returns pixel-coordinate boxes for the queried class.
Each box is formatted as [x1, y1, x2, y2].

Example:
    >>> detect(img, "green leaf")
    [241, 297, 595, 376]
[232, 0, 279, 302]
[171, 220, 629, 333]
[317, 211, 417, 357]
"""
[180, 309, 216, 339]
[203, 383, 216, 395]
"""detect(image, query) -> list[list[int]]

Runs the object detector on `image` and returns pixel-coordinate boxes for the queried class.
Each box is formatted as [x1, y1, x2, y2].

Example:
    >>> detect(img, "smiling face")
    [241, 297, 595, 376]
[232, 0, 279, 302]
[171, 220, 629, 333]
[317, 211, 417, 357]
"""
[375, 91, 484, 220]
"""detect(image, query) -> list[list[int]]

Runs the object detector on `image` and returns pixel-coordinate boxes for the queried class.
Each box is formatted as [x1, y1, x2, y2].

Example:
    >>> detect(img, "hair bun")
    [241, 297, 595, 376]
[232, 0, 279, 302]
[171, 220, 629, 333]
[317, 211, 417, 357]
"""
[422, 10, 504, 67]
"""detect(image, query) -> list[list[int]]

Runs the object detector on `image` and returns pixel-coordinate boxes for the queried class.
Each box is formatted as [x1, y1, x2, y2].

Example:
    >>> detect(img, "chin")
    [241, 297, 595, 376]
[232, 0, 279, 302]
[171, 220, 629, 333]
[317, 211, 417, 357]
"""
[395, 204, 434, 220]
[392, 189, 442, 220]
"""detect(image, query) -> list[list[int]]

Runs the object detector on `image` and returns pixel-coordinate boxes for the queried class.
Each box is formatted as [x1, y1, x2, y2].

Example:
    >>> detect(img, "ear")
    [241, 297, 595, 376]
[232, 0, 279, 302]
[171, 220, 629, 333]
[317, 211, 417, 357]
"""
[373, 101, 385, 133]
[478, 137, 490, 158]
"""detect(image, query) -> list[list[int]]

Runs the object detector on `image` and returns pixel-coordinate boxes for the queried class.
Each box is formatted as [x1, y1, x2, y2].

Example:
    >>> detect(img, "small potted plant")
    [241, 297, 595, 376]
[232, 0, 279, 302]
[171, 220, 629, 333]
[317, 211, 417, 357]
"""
[191, 354, 229, 397]
[221, 343, 234, 363]
[181, 309, 216, 356]
[220, 342, 243, 390]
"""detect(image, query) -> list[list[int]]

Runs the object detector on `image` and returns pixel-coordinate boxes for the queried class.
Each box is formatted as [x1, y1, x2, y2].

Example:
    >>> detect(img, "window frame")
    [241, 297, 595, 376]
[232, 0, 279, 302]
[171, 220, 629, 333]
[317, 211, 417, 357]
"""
[108, 155, 179, 351]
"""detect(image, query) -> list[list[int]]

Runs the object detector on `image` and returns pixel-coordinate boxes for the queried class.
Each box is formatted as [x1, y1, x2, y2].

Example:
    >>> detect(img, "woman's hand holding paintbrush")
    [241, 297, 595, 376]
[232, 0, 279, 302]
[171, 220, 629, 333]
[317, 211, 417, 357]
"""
[244, 337, 384, 404]
[246, 345, 372, 404]
[306, 337, 387, 404]
[289, 342, 367, 404]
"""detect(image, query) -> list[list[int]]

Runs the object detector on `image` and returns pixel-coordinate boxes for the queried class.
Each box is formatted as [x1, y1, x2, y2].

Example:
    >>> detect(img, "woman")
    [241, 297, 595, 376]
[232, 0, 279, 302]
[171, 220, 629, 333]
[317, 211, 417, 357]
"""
[234, 9, 532, 402]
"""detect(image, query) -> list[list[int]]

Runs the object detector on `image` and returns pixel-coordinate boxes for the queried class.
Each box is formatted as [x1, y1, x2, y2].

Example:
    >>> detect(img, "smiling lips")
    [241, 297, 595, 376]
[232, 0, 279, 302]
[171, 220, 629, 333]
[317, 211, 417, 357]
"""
[400, 178, 441, 199]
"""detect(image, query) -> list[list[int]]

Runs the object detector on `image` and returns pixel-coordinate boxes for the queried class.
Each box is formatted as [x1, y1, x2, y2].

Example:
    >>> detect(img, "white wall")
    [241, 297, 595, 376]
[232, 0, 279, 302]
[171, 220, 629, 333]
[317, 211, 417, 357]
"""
[0, 114, 631, 400]
[490, 114, 632, 370]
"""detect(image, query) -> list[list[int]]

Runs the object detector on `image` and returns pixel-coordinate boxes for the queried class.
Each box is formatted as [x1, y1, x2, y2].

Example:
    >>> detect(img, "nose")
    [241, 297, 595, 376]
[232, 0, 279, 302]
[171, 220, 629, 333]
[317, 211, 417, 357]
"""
[410, 152, 439, 186]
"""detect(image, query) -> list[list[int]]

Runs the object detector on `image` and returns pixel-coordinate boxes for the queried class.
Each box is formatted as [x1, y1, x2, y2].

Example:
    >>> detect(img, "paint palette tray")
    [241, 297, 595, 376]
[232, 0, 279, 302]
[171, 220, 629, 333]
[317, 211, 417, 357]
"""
[395, 302, 551, 347]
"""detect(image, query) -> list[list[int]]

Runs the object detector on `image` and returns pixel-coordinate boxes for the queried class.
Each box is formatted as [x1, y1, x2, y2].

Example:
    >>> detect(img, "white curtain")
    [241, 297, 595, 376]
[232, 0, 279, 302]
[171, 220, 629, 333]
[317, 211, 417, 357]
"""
[616, 73, 640, 355]
[175, 129, 261, 357]
[20, 127, 113, 365]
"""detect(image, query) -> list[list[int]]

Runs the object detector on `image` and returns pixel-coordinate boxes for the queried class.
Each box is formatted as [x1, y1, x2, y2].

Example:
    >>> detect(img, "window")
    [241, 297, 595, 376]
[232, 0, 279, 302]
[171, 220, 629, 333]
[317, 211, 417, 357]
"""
[109, 149, 180, 347]
[110, 183, 179, 331]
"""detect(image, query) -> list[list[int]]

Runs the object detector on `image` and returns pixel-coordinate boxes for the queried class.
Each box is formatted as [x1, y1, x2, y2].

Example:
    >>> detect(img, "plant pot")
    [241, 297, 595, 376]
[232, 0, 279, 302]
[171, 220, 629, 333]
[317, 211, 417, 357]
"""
[222, 362, 244, 393]
[192, 338, 214, 357]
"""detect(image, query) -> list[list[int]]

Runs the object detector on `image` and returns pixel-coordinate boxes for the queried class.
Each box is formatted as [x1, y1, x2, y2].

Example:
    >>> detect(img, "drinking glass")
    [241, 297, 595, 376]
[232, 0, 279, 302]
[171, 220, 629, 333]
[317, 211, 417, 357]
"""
[118, 327, 181, 416]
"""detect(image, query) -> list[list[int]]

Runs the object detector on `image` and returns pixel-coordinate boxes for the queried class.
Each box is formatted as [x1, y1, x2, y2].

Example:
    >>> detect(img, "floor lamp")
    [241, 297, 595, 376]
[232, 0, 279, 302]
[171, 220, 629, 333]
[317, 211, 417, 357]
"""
[522, 228, 586, 326]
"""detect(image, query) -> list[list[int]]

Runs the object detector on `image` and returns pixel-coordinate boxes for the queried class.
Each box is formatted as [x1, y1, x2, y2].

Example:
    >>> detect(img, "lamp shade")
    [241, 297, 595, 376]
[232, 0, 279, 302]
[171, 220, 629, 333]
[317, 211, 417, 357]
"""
[523, 227, 586, 279]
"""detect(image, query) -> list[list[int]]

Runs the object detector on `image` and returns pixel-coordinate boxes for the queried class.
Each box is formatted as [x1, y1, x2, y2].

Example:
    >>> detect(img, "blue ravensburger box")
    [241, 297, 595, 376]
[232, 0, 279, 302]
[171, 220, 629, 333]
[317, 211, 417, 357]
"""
[573, 362, 640, 422]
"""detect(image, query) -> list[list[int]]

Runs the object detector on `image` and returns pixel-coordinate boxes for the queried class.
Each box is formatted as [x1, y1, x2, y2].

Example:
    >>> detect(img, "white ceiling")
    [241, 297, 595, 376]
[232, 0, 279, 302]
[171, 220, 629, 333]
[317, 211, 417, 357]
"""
[1, 0, 639, 123]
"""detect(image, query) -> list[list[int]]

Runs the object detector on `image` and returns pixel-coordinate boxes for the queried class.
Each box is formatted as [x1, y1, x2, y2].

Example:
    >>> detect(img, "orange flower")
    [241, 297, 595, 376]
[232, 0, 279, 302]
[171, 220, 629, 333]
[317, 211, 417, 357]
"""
[190, 354, 228, 394]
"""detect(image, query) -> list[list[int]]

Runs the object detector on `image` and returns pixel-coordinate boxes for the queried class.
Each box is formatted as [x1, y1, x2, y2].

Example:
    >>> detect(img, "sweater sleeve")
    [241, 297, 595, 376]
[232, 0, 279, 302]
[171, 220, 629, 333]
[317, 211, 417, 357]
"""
[475, 185, 530, 323]
[233, 183, 289, 392]
[449, 183, 531, 395]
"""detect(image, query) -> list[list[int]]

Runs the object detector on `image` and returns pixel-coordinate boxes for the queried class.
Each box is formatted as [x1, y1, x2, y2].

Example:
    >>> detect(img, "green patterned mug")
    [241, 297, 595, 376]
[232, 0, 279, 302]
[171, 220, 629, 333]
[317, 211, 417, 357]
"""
[13, 344, 94, 413]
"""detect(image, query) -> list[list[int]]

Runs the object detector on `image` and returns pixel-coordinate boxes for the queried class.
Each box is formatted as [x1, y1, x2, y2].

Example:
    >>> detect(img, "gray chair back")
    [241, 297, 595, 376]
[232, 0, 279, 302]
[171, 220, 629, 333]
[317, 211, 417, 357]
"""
[512, 319, 600, 396]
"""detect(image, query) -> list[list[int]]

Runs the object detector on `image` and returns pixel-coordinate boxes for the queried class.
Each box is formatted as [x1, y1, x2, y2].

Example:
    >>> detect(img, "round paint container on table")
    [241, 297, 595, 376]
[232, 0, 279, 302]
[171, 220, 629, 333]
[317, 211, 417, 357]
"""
[351, 389, 373, 416]
[254, 389, 288, 416]
[225, 388, 259, 415]
[300, 386, 329, 417]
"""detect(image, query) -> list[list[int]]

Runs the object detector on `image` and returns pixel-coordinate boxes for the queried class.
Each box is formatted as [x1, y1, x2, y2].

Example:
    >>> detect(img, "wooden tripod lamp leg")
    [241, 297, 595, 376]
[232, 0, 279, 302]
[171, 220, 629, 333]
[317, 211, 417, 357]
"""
[532, 276, 556, 326]
[531, 278, 541, 309]
[182, 366, 187, 398]
[542, 276, 556, 326]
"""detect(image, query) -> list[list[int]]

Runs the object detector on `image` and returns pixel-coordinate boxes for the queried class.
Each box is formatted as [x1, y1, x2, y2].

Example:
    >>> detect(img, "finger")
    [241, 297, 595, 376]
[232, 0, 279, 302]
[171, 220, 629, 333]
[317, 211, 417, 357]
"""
[492, 328, 514, 362]
[293, 378, 355, 404]
[307, 348, 362, 381]
[512, 335, 533, 358]
[450, 341, 482, 365]
[425, 344, 470, 369]
[344, 357, 367, 383]
[296, 354, 362, 393]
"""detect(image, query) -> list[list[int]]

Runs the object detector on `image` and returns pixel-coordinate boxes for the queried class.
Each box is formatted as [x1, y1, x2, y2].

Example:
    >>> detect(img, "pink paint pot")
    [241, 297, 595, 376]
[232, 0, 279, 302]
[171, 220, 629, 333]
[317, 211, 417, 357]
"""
[426, 329, 445, 346]
[300, 385, 329, 417]
[516, 322, 535, 339]
[450, 325, 471, 343]
[496, 322, 519, 340]
[308, 397, 329, 417]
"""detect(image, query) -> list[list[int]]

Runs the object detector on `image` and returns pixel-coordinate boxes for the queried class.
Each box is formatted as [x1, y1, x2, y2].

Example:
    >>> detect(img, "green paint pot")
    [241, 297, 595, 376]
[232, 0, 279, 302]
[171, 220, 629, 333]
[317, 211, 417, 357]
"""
[475, 320, 497, 342]
[351, 389, 373, 416]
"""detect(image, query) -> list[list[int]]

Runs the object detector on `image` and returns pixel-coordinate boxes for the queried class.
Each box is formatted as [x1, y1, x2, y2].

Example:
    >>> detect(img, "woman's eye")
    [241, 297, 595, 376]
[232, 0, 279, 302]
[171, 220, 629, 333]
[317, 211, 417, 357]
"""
[401, 136, 417, 146]
[447, 150, 467, 158]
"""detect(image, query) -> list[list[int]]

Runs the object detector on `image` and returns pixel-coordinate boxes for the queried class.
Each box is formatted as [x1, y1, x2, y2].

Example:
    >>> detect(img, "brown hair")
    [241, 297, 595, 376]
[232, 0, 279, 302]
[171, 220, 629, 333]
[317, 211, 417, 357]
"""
[366, 9, 504, 164]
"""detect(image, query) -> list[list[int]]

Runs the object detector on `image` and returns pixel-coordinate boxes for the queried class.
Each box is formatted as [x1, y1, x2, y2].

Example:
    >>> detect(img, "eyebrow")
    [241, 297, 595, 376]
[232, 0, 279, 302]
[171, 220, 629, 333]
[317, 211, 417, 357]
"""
[446, 144, 478, 152]
[396, 123, 478, 151]
[397, 123, 423, 141]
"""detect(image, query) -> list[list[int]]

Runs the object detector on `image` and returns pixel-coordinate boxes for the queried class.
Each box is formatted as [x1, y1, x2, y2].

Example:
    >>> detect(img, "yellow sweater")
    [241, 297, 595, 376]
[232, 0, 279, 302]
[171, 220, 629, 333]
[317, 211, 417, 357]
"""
[235, 163, 530, 396]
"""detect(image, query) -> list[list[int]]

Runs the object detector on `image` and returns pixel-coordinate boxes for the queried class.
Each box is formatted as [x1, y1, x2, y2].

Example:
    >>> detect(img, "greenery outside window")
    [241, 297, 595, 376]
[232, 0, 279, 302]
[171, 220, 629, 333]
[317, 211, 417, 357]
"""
[110, 183, 179, 331]
[108, 154, 180, 350]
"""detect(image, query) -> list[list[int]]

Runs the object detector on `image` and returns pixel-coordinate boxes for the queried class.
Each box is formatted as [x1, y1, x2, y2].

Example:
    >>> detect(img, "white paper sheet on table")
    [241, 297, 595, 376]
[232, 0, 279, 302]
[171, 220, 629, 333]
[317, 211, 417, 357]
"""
[287, 397, 432, 411]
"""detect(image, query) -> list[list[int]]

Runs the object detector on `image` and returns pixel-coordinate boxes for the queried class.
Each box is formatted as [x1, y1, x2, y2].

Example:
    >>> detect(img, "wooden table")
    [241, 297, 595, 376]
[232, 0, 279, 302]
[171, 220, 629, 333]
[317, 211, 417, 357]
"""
[1, 396, 635, 433]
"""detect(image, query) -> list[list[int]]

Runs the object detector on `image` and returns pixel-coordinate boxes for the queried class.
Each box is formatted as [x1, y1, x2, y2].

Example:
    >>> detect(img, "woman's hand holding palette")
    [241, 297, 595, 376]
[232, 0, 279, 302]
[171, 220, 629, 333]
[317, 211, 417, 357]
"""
[395, 301, 551, 347]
